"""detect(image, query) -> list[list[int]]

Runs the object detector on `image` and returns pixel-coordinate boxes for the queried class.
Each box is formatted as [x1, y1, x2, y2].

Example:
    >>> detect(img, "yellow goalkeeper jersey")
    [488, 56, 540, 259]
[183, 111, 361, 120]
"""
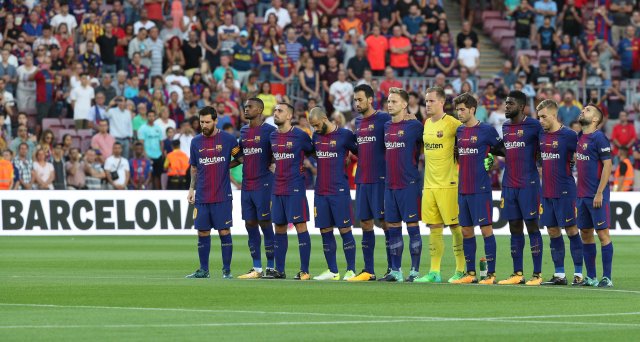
[423, 114, 462, 189]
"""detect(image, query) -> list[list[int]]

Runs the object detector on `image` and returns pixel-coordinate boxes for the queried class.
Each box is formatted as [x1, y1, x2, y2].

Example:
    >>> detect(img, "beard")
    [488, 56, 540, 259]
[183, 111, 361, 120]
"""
[578, 117, 591, 126]
[320, 122, 328, 134]
[201, 126, 214, 136]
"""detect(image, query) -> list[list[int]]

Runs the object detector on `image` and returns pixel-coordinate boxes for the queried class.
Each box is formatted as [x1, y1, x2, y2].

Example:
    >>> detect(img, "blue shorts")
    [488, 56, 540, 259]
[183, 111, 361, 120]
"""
[241, 187, 272, 221]
[356, 183, 385, 221]
[500, 184, 540, 221]
[577, 198, 610, 230]
[458, 192, 493, 227]
[384, 186, 421, 224]
[194, 201, 233, 230]
[271, 192, 310, 225]
[541, 196, 576, 228]
[314, 193, 353, 228]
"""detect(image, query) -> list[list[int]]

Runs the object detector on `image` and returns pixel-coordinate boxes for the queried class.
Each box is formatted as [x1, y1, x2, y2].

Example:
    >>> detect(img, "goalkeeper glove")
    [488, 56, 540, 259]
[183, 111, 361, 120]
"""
[484, 153, 495, 171]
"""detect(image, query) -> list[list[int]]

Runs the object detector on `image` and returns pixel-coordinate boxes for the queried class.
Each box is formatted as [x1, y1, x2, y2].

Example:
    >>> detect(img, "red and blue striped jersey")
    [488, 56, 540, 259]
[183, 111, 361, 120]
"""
[576, 130, 611, 199]
[539, 126, 577, 199]
[239, 123, 276, 191]
[270, 127, 314, 196]
[189, 131, 241, 204]
[456, 123, 502, 194]
[502, 117, 542, 188]
[313, 127, 358, 195]
[129, 157, 152, 185]
[384, 119, 423, 189]
[354, 112, 392, 184]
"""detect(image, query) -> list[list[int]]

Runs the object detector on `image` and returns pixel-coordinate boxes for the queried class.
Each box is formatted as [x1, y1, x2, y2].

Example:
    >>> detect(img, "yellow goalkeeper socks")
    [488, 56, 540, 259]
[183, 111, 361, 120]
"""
[451, 226, 465, 273]
[429, 227, 444, 272]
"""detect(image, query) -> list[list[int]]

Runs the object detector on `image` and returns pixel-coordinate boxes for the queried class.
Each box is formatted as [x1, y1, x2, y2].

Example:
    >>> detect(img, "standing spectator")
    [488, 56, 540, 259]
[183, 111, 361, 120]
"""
[594, 6, 614, 44]
[340, 6, 364, 35]
[558, 0, 583, 39]
[329, 70, 354, 118]
[409, 33, 430, 77]
[558, 91, 581, 127]
[32, 148, 54, 190]
[536, 16, 556, 52]
[511, 0, 536, 53]
[128, 29, 152, 69]
[165, 139, 190, 190]
[364, 25, 388, 76]
[611, 111, 636, 157]
[233, 31, 254, 84]
[0, 50, 18, 96]
[133, 9, 157, 34]
[531, 58, 555, 90]
[610, 0, 633, 45]
[97, 74, 118, 106]
[632, 139, 640, 191]
[401, 4, 423, 38]
[146, 27, 164, 78]
[346, 47, 370, 81]
[299, 59, 320, 99]
[480, 83, 500, 114]
[582, 50, 606, 89]
[91, 120, 116, 161]
[613, 147, 633, 191]
[78, 41, 103, 77]
[129, 142, 153, 190]
[497, 60, 517, 91]
[457, 36, 480, 75]
[452, 67, 476, 94]
[138, 111, 163, 190]
[379, 66, 403, 97]
[218, 13, 240, 55]
[456, 20, 478, 49]
[432, 32, 456, 76]
[388, 25, 411, 77]
[104, 142, 130, 190]
[96, 22, 118, 76]
[104, 96, 133, 158]
[182, 31, 203, 74]
[50, 3, 78, 32]
[84, 149, 106, 190]
[272, 43, 296, 83]
[601, 79, 627, 133]
[65, 148, 86, 189]
[13, 143, 33, 189]
[213, 56, 238, 83]
[617, 25, 638, 78]
[51, 143, 66, 190]
[16, 54, 37, 114]
[422, 0, 444, 35]
[69, 73, 95, 129]
[155, 107, 177, 140]
[533, 0, 557, 29]
[9, 125, 35, 157]
[264, 0, 291, 29]
[0, 149, 14, 190]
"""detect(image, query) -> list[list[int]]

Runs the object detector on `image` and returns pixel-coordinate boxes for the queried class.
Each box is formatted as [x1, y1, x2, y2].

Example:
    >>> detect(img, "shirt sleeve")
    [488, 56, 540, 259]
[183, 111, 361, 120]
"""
[596, 134, 612, 161]
[486, 125, 502, 147]
[301, 130, 314, 153]
[230, 136, 242, 159]
[567, 130, 578, 154]
[189, 139, 197, 166]
[345, 130, 358, 155]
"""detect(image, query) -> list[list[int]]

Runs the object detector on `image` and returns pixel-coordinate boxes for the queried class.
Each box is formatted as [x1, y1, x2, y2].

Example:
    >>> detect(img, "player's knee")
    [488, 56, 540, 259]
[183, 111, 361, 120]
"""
[508, 220, 524, 234]
[580, 229, 595, 243]
[258, 220, 273, 229]
[524, 219, 539, 233]
[596, 229, 611, 245]
[218, 229, 231, 236]
[547, 227, 561, 238]
[461, 227, 474, 238]
[245, 220, 259, 228]
[197, 230, 211, 237]
[338, 227, 352, 234]
[480, 226, 493, 238]
[295, 223, 308, 233]
[565, 226, 579, 237]
[361, 220, 374, 231]
[275, 225, 288, 234]
[428, 224, 443, 229]
[320, 227, 333, 234]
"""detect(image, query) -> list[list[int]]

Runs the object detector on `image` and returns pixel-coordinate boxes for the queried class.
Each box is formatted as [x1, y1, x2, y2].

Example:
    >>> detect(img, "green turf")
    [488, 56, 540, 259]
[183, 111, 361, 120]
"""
[1, 235, 639, 341]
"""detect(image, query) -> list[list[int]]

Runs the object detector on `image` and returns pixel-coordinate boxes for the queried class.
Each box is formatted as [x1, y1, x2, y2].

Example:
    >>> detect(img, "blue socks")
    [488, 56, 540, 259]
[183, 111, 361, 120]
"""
[197, 235, 211, 272]
[484, 234, 497, 274]
[584, 243, 597, 279]
[298, 231, 311, 273]
[247, 226, 262, 269]
[550, 235, 565, 275]
[384, 229, 392, 270]
[568, 233, 583, 275]
[321, 231, 338, 273]
[511, 233, 525, 273]
[463, 236, 477, 273]
[274, 232, 288, 273]
[260, 223, 275, 269]
[388, 228, 403, 271]
[529, 230, 543, 274]
[341, 230, 357, 272]
[602, 242, 613, 280]
[407, 227, 422, 272]
[220, 233, 233, 272]
[362, 230, 376, 274]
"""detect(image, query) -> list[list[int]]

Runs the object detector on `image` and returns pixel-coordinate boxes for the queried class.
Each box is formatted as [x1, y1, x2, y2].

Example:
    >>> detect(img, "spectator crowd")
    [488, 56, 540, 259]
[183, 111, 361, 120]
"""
[0, 0, 639, 192]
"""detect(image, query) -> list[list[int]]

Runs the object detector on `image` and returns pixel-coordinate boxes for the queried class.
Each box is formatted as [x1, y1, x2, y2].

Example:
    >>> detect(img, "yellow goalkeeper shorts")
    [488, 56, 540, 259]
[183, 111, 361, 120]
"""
[422, 187, 459, 226]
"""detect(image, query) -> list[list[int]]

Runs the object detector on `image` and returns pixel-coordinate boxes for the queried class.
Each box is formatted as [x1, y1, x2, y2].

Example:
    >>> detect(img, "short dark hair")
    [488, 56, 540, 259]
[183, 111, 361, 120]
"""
[278, 102, 295, 114]
[507, 90, 527, 107]
[587, 103, 604, 125]
[247, 97, 264, 110]
[453, 92, 478, 110]
[354, 84, 374, 99]
[198, 106, 218, 120]
[133, 141, 143, 148]
[426, 86, 446, 100]
[222, 123, 234, 131]
[171, 140, 181, 148]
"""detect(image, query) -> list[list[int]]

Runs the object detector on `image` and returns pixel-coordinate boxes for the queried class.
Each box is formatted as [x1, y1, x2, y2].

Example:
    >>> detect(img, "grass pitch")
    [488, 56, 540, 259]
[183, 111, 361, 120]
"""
[1, 235, 639, 341]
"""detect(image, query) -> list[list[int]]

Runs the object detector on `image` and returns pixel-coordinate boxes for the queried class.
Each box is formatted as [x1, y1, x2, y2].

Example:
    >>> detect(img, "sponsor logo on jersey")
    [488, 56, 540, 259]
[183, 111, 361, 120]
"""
[458, 147, 479, 155]
[316, 151, 338, 158]
[425, 142, 444, 150]
[199, 156, 226, 165]
[541, 152, 560, 160]
[243, 147, 263, 156]
[273, 152, 295, 160]
[385, 141, 406, 149]
[357, 136, 376, 144]
[504, 141, 525, 149]
[576, 153, 590, 161]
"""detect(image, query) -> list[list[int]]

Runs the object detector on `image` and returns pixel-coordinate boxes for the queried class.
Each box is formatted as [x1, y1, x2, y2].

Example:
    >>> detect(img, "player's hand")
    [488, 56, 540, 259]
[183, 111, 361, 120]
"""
[593, 192, 603, 208]
[187, 189, 195, 205]
[484, 153, 495, 171]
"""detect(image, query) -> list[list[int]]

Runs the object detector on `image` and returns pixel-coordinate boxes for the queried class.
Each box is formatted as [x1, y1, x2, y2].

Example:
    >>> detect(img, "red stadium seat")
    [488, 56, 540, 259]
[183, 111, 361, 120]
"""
[61, 118, 75, 129]
[76, 129, 94, 139]
[48, 125, 65, 140]
[500, 38, 516, 57]
[483, 19, 511, 35]
[537, 50, 551, 61]
[482, 11, 503, 22]
[516, 50, 537, 62]
[42, 118, 61, 131]
[58, 129, 77, 142]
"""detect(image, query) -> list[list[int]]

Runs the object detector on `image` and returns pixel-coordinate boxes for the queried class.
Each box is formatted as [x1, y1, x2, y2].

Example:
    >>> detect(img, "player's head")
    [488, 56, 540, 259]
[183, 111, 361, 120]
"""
[387, 87, 409, 117]
[578, 103, 604, 129]
[453, 92, 477, 124]
[536, 99, 559, 132]
[244, 97, 264, 120]
[353, 84, 374, 114]
[308, 106, 331, 134]
[273, 102, 294, 127]
[199, 106, 218, 136]
[425, 86, 446, 117]
[505, 90, 527, 119]
[133, 141, 144, 157]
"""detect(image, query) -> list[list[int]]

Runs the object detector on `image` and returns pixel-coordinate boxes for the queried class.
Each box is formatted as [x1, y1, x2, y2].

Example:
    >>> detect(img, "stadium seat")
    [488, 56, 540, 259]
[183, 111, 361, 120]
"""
[76, 129, 94, 139]
[500, 38, 515, 56]
[48, 125, 65, 140]
[482, 11, 502, 22]
[483, 19, 511, 35]
[58, 129, 77, 142]
[61, 118, 75, 129]
[27, 114, 38, 129]
[537, 50, 551, 61]
[42, 118, 61, 131]
[516, 50, 537, 62]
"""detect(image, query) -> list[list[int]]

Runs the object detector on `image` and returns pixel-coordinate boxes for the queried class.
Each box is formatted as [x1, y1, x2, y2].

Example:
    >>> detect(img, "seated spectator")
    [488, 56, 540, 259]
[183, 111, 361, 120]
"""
[329, 70, 354, 119]
[531, 58, 555, 90]
[452, 67, 476, 94]
[213, 56, 238, 83]
[514, 54, 534, 83]
[91, 120, 116, 161]
[264, 0, 291, 29]
[84, 149, 106, 190]
[432, 32, 456, 76]
[480, 83, 500, 114]
[104, 142, 130, 190]
[9, 125, 35, 158]
[51, 143, 66, 190]
[558, 91, 581, 127]
[379, 66, 403, 97]
[155, 108, 177, 140]
[497, 60, 517, 91]
[129, 142, 152, 190]
[65, 148, 86, 189]
[402, 4, 423, 38]
[611, 111, 636, 157]
[32, 148, 54, 190]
